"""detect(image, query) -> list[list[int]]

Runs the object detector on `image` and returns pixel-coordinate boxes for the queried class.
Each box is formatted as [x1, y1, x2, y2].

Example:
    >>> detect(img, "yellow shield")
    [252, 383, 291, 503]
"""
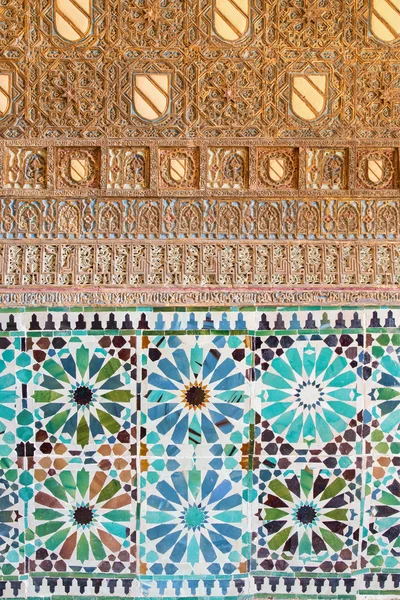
[133, 74, 171, 122]
[268, 157, 285, 183]
[213, 0, 250, 42]
[367, 158, 384, 183]
[290, 74, 328, 122]
[169, 158, 186, 183]
[0, 73, 11, 118]
[70, 158, 88, 183]
[54, 0, 92, 42]
[370, 0, 400, 42]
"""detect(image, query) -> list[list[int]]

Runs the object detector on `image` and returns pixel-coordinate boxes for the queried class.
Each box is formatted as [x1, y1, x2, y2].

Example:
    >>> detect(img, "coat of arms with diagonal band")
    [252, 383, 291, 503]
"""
[213, 0, 250, 41]
[370, 0, 400, 42]
[70, 158, 89, 183]
[133, 74, 171, 122]
[290, 74, 328, 122]
[0, 73, 11, 118]
[367, 158, 384, 184]
[54, 0, 92, 42]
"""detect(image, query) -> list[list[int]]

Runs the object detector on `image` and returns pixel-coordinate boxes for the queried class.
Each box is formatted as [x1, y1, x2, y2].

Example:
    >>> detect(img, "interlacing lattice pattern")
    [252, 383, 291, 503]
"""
[0, 0, 399, 302]
[2, 1, 400, 598]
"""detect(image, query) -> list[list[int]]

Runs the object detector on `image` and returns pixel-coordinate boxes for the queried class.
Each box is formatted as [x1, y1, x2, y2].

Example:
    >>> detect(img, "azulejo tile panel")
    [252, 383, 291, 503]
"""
[254, 456, 361, 573]
[141, 334, 252, 457]
[254, 332, 363, 455]
[0, 306, 398, 599]
[32, 458, 136, 574]
[29, 335, 137, 450]
[139, 457, 250, 577]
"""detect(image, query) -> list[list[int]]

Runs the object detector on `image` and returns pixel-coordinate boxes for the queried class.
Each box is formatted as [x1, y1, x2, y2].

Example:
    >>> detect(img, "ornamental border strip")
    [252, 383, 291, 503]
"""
[0, 240, 400, 290]
[3, 138, 400, 199]
[2, 197, 400, 241]
[1, 572, 398, 597]
[2, 288, 400, 307]
[0, 305, 395, 329]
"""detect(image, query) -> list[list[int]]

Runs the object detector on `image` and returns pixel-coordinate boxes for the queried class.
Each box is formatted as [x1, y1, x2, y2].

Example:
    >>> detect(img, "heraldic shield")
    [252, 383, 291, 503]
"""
[169, 158, 187, 183]
[370, 0, 400, 42]
[268, 157, 286, 183]
[367, 158, 384, 184]
[133, 74, 171, 122]
[54, 0, 92, 42]
[70, 158, 89, 183]
[0, 73, 11, 118]
[290, 74, 328, 122]
[212, 0, 250, 42]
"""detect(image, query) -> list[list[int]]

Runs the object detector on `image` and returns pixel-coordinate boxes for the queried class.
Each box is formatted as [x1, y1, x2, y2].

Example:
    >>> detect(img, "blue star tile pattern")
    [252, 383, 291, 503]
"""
[139, 457, 251, 576]
[0, 306, 398, 600]
[141, 334, 252, 456]
[254, 333, 363, 455]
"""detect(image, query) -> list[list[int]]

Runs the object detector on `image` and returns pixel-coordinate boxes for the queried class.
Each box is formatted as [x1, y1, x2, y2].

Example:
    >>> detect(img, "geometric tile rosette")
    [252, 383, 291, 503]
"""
[141, 334, 252, 457]
[0, 307, 399, 598]
[254, 333, 363, 456]
[139, 457, 251, 577]
[364, 458, 400, 570]
[0, 337, 25, 458]
[0, 457, 22, 577]
[32, 459, 136, 573]
[29, 335, 137, 451]
[366, 333, 400, 454]
[253, 457, 360, 573]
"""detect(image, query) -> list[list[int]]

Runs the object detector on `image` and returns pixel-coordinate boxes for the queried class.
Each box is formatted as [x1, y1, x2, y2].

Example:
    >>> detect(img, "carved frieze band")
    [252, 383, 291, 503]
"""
[0, 240, 399, 287]
[1, 140, 399, 304]
[2, 289, 400, 307]
[1, 197, 399, 240]
[2, 142, 400, 197]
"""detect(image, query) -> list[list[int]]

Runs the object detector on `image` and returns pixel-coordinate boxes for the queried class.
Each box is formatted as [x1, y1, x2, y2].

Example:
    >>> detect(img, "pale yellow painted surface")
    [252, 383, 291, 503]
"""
[291, 75, 327, 122]
[269, 158, 285, 182]
[170, 159, 186, 182]
[0, 74, 11, 116]
[133, 75, 170, 121]
[70, 158, 88, 182]
[54, 0, 91, 41]
[214, 0, 249, 41]
[370, 0, 400, 42]
[367, 159, 383, 183]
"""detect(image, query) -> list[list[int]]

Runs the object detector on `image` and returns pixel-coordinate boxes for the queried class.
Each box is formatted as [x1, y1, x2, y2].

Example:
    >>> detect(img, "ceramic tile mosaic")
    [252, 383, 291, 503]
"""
[0, 306, 398, 600]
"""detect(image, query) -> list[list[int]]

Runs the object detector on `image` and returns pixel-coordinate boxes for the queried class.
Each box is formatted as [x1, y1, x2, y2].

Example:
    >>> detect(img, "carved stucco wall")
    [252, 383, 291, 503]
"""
[3, 4, 400, 600]
[0, 0, 399, 304]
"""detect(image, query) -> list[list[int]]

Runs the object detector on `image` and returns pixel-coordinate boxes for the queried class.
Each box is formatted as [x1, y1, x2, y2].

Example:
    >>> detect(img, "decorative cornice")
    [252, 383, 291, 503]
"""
[2, 286, 400, 307]
[0, 240, 398, 291]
